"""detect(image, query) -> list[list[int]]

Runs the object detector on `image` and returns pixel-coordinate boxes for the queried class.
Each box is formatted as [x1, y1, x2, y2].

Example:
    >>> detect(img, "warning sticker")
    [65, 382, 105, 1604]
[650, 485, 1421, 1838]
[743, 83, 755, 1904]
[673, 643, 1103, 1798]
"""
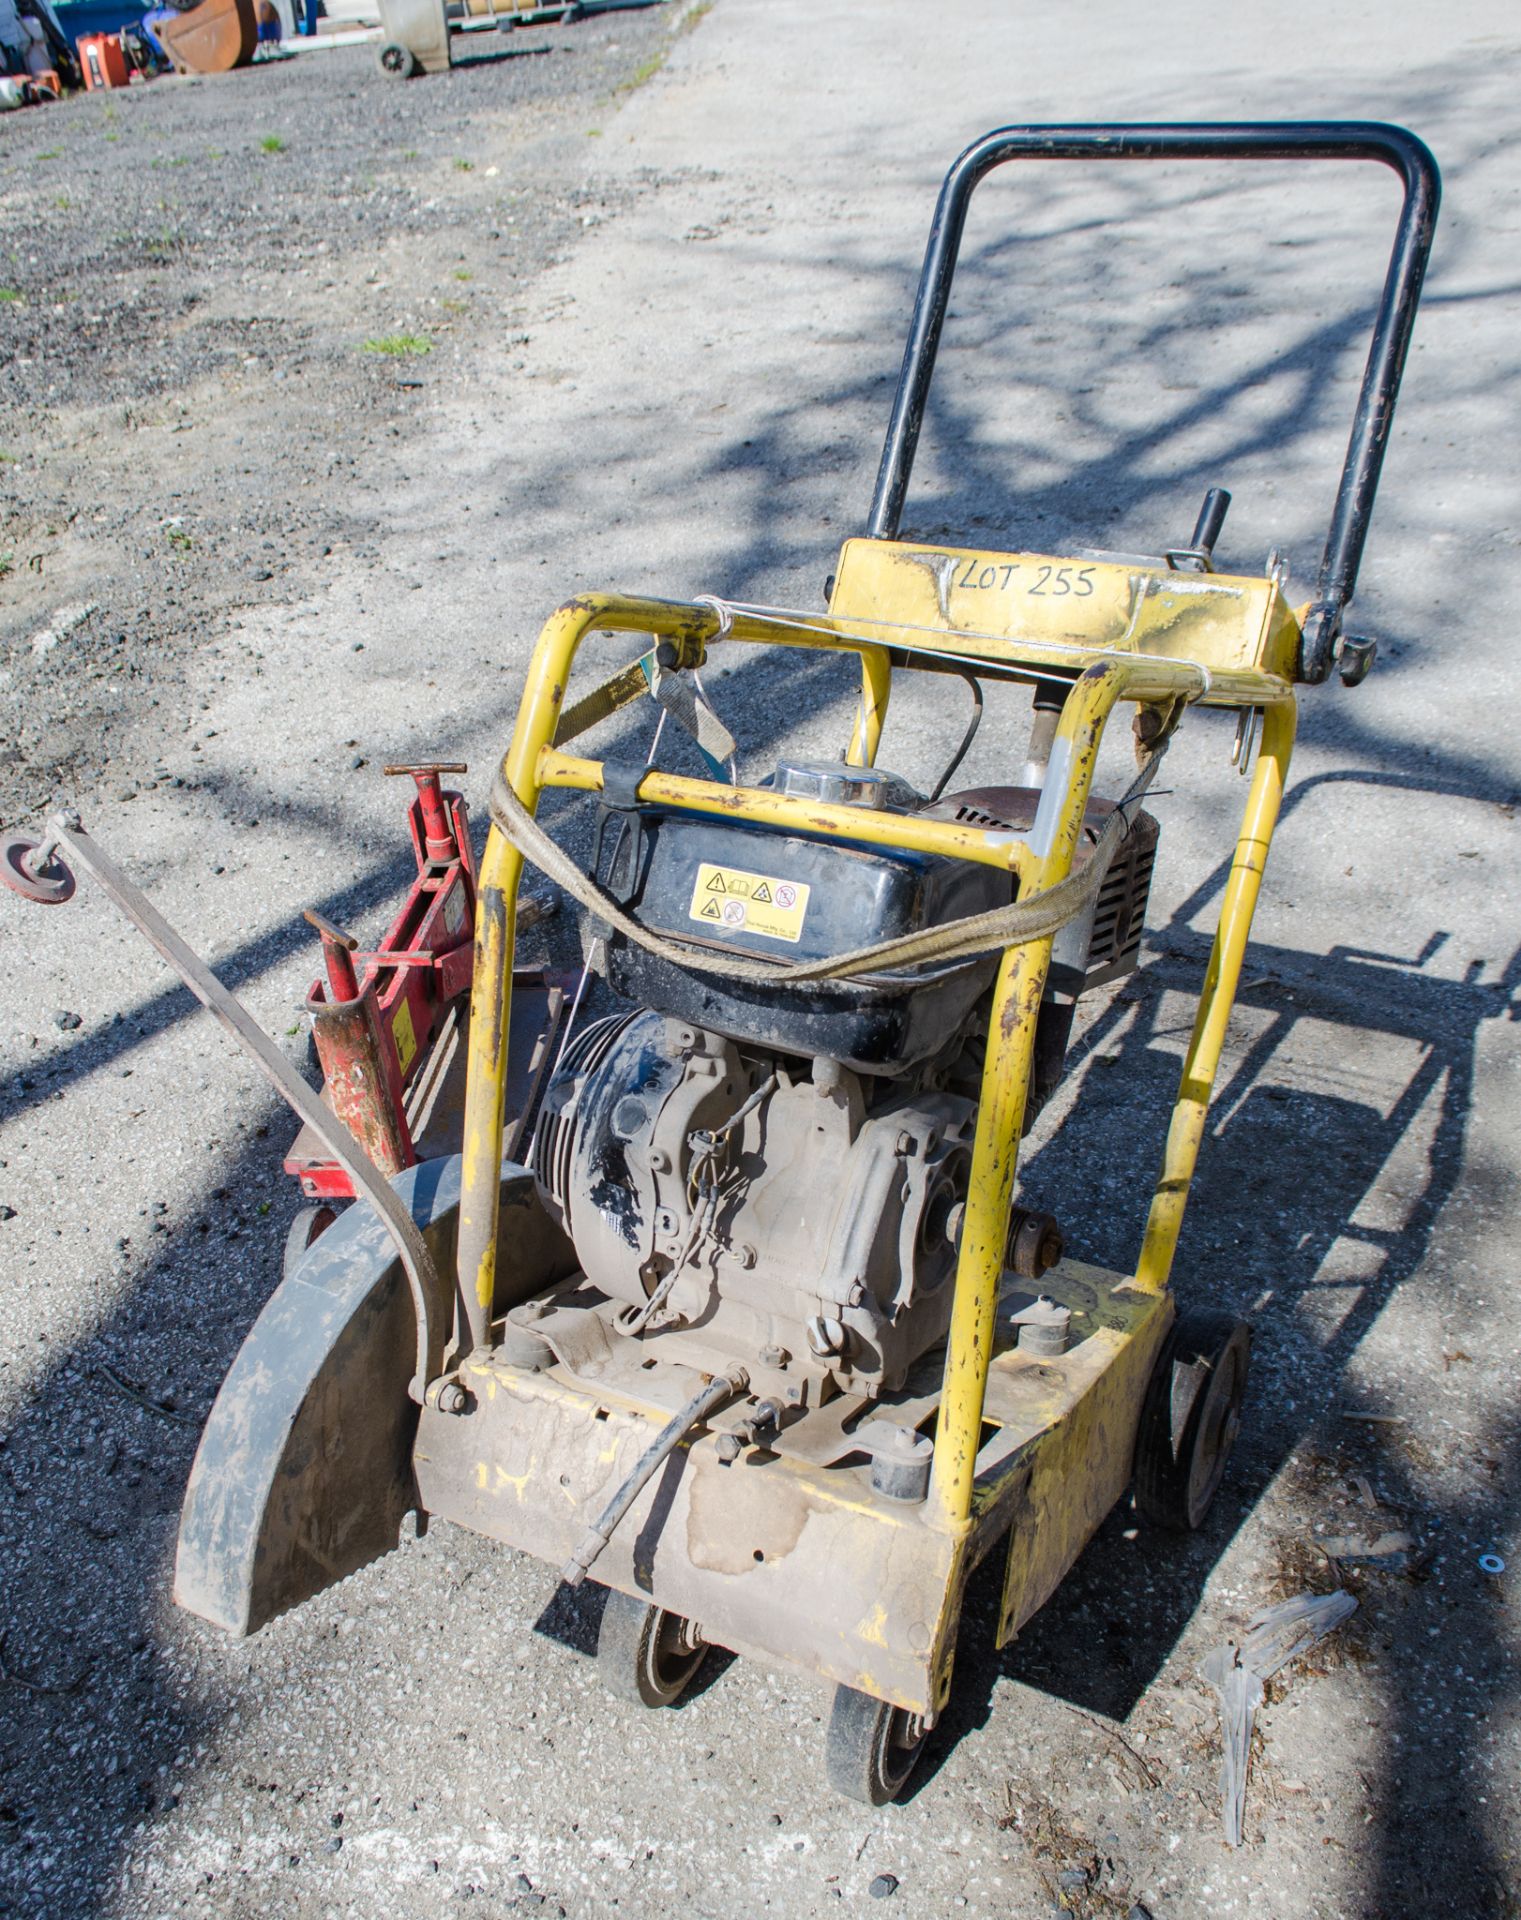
[688, 862, 810, 944]
[392, 997, 418, 1075]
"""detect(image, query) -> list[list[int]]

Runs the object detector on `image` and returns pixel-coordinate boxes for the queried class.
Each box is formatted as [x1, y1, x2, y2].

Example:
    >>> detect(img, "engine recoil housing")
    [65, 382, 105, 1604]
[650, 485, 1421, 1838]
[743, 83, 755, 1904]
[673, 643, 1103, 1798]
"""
[533, 1010, 975, 1402]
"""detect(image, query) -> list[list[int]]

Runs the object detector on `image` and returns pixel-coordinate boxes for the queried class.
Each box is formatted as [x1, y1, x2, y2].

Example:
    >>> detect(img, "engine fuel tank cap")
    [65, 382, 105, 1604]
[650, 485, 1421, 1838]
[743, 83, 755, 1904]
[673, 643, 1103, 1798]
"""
[771, 759, 890, 808]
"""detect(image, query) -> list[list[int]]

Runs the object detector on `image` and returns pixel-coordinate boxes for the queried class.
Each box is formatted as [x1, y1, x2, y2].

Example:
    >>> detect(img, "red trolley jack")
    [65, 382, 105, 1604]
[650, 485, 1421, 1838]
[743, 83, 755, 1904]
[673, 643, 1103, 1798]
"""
[282, 763, 566, 1272]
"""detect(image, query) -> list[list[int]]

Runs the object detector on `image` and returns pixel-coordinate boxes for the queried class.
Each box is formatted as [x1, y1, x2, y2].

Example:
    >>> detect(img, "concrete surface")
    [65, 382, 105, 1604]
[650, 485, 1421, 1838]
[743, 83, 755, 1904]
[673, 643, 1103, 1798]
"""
[1, 2, 1518, 1916]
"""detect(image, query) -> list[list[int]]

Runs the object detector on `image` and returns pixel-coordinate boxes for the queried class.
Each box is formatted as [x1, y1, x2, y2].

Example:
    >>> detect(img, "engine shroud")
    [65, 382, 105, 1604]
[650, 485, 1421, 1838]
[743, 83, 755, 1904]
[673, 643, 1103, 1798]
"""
[533, 1011, 975, 1400]
[597, 797, 1011, 1075]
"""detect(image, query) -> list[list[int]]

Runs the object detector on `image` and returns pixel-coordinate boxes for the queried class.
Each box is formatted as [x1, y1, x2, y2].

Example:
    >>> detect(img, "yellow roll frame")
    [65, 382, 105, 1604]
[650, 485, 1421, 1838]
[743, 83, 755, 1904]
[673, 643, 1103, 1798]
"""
[452, 540, 1298, 1692]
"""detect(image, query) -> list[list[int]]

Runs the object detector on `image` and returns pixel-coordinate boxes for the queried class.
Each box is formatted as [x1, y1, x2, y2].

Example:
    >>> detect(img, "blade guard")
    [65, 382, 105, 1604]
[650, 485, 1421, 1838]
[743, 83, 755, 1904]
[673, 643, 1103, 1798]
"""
[174, 1157, 572, 1636]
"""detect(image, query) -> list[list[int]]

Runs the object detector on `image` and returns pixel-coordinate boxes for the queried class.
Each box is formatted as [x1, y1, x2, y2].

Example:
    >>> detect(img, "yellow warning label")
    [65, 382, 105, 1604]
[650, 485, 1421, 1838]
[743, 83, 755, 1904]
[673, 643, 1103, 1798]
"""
[688, 861, 810, 944]
[392, 997, 417, 1075]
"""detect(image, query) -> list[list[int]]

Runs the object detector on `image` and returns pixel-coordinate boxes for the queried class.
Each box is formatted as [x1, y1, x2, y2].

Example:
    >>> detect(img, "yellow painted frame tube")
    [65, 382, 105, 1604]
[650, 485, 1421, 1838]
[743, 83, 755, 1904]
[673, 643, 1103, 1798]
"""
[535, 749, 1035, 879]
[926, 660, 1125, 1531]
[1134, 698, 1297, 1292]
[847, 648, 893, 766]
[926, 693, 1297, 1533]
[456, 596, 721, 1354]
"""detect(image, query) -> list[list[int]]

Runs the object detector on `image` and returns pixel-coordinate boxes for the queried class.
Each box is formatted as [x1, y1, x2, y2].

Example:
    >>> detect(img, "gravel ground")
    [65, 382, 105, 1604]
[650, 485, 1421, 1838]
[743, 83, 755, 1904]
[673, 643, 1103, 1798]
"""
[1, 3, 1519, 1917]
[0, 1, 678, 823]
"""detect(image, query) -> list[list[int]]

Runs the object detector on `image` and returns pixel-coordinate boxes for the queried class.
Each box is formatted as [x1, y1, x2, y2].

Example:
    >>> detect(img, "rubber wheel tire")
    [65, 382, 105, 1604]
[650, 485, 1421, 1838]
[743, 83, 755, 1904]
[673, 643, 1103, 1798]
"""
[596, 1589, 706, 1708]
[284, 1202, 338, 1278]
[377, 39, 418, 76]
[825, 1685, 928, 1806]
[1134, 1307, 1251, 1531]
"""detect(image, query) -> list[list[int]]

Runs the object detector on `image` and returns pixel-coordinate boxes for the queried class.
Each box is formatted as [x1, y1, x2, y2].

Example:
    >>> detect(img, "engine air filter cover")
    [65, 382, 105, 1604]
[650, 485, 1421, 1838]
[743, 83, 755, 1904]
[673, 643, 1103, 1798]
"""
[770, 760, 891, 807]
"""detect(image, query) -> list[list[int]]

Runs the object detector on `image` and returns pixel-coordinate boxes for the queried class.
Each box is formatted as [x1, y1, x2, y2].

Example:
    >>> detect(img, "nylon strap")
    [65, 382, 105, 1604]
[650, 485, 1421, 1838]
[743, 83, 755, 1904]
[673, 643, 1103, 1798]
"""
[553, 656, 655, 748]
[488, 741, 1166, 990]
[552, 649, 738, 786]
[650, 658, 737, 783]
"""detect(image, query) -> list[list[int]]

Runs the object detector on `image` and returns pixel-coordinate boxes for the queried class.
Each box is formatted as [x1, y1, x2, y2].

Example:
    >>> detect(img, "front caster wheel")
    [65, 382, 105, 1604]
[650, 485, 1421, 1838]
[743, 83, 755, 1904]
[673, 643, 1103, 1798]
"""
[1134, 1307, 1251, 1531]
[596, 1589, 706, 1707]
[0, 834, 75, 906]
[376, 39, 418, 76]
[825, 1685, 928, 1806]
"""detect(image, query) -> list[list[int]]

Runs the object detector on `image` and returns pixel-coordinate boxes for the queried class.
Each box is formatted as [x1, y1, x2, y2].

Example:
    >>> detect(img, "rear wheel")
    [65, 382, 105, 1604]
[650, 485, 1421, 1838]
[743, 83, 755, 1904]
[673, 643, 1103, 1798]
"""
[1134, 1307, 1250, 1530]
[596, 1589, 706, 1707]
[825, 1684, 928, 1805]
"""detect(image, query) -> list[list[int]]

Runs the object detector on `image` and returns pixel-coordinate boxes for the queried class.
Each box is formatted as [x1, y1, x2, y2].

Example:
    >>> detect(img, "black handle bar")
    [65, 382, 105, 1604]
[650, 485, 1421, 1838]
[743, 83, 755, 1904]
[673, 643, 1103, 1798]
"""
[866, 123, 1441, 683]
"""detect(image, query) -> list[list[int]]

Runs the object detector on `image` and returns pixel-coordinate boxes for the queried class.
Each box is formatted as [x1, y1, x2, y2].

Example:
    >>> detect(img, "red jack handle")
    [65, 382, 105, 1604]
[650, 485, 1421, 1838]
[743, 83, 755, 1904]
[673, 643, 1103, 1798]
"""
[303, 908, 362, 1002]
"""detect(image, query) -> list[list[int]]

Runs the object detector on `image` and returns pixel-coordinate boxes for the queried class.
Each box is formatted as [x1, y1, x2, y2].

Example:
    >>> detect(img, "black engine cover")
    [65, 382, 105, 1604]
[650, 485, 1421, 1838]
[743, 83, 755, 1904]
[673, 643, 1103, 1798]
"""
[596, 804, 1011, 1074]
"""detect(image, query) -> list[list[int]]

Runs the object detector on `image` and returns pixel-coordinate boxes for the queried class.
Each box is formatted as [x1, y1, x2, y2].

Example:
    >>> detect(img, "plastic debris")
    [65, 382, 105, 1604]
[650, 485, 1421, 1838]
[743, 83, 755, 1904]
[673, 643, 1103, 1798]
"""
[28, 602, 98, 659]
[1478, 1553, 1505, 1576]
[1320, 1529, 1421, 1573]
[1200, 1589, 1357, 1847]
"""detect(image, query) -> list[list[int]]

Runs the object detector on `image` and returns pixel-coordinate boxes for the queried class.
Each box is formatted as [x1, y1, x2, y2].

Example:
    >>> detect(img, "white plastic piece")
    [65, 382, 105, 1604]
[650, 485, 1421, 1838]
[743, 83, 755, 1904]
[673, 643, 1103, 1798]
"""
[1201, 1589, 1358, 1847]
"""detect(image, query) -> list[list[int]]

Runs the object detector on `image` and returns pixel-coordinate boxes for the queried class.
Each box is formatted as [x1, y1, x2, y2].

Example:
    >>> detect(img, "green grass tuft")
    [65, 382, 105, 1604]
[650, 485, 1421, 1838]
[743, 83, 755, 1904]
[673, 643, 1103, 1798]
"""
[361, 334, 432, 357]
[260, 135, 286, 154]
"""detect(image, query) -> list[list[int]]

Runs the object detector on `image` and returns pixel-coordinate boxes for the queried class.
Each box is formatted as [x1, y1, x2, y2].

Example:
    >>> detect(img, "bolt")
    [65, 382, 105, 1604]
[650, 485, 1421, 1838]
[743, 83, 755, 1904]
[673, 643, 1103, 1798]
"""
[430, 1380, 467, 1415]
[1133, 706, 1166, 748]
[715, 1432, 742, 1464]
[806, 1314, 846, 1358]
[894, 1130, 916, 1156]
[759, 1344, 789, 1369]
[648, 1148, 670, 1174]
[520, 1298, 551, 1323]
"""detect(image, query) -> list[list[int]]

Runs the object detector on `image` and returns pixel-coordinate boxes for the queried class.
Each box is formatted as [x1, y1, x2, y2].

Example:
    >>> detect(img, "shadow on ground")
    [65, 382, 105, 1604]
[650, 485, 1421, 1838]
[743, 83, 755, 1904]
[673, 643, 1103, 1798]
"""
[913, 767, 1519, 1919]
